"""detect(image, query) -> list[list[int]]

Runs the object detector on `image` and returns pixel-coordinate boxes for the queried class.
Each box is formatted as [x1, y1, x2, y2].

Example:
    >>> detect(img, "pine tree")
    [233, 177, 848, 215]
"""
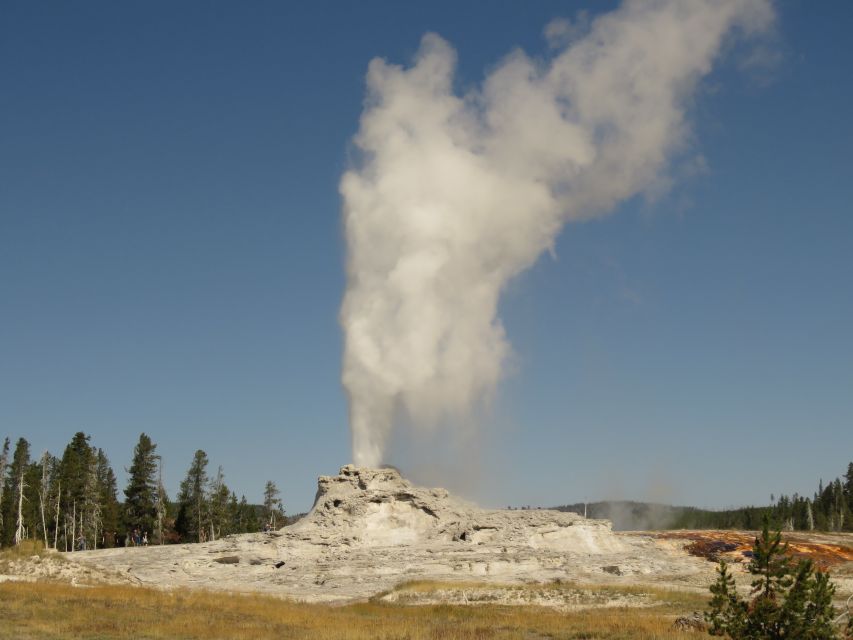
[845, 462, 853, 531]
[123, 434, 158, 542]
[23, 459, 42, 539]
[97, 450, 120, 548]
[37, 452, 51, 547]
[176, 450, 209, 543]
[233, 495, 258, 533]
[706, 518, 841, 639]
[1, 438, 31, 546]
[207, 466, 230, 541]
[57, 432, 94, 551]
[82, 454, 101, 549]
[787, 563, 837, 638]
[41, 453, 62, 550]
[263, 480, 284, 529]
[706, 560, 747, 636]
[154, 457, 170, 545]
[227, 492, 240, 533]
[0, 437, 10, 546]
[749, 521, 792, 600]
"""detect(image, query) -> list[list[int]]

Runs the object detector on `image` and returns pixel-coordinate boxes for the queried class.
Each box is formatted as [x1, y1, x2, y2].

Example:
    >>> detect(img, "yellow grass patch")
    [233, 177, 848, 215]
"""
[393, 578, 704, 601]
[0, 580, 708, 639]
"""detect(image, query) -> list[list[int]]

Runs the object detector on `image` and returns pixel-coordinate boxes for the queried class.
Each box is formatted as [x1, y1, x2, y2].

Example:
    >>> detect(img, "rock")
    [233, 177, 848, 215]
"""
[293, 466, 614, 551]
[66, 465, 719, 603]
[213, 556, 240, 564]
[673, 611, 706, 632]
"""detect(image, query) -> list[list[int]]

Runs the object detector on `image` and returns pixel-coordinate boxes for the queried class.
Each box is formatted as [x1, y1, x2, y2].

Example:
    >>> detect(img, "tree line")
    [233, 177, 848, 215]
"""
[668, 460, 853, 532]
[553, 460, 853, 532]
[0, 432, 286, 550]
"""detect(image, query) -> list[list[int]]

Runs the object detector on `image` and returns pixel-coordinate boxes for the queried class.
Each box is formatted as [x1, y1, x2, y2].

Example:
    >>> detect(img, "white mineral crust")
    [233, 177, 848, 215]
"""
[69, 466, 716, 602]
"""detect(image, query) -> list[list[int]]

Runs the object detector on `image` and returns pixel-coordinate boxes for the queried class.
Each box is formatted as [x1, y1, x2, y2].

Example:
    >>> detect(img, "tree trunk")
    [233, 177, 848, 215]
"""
[39, 490, 48, 547]
[53, 481, 61, 550]
[15, 471, 26, 545]
[0, 443, 8, 545]
[39, 456, 48, 547]
[157, 461, 164, 545]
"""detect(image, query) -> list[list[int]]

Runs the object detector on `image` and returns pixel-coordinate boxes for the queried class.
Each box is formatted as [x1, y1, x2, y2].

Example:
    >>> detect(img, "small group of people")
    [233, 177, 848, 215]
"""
[125, 528, 148, 547]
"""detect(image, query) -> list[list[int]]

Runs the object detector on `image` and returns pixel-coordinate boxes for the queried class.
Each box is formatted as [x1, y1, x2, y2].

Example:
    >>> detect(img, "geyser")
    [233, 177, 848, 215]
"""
[340, 0, 774, 467]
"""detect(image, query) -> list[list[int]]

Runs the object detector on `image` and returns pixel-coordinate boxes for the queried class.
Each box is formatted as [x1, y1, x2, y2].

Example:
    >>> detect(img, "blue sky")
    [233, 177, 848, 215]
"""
[1, 1, 851, 513]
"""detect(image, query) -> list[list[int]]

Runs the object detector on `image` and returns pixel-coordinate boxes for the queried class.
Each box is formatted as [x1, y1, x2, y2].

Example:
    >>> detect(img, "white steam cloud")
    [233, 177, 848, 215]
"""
[340, 0, 774, 468]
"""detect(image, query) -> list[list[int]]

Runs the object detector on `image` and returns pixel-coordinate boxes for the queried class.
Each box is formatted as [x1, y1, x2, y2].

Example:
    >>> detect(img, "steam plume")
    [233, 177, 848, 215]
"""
[340, 0, 774, 467]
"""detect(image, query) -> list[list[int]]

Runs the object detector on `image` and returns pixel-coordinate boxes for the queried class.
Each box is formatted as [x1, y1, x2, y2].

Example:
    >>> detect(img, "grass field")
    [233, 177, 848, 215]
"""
[0, 579, 709, 640]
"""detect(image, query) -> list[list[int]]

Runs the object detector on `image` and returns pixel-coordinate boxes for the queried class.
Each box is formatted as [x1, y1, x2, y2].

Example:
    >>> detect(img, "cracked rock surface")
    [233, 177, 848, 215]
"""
[69, 466, 717, 602]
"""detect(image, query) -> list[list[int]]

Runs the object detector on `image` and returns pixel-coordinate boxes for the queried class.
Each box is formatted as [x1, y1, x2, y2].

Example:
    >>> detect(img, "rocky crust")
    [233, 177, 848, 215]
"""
[291, 465, 618, 551]
[61, 466, 722, 602]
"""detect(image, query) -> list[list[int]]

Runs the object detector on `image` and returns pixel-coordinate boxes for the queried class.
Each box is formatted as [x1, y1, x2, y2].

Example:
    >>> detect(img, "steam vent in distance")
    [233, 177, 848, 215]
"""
[72, 466, 720, 602]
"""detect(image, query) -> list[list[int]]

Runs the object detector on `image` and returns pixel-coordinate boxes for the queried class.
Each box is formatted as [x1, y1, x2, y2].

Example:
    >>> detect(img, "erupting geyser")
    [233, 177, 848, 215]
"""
[340, 0, 774, 467]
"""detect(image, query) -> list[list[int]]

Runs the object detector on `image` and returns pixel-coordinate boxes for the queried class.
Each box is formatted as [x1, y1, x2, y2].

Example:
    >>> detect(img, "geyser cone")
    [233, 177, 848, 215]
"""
[291, 465, 624, 553]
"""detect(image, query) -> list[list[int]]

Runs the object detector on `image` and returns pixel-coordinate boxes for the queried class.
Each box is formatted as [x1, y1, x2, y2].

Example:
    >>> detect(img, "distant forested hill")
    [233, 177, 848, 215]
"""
[551, 460, 853, 532]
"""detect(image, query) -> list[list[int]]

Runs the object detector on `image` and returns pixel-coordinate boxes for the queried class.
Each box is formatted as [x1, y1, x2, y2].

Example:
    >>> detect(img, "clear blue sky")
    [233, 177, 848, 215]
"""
[2, 1, 851, 513]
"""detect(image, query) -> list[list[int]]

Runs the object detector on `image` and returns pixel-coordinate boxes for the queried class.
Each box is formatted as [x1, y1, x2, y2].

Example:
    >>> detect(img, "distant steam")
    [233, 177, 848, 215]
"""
[340, 0, 774, 467]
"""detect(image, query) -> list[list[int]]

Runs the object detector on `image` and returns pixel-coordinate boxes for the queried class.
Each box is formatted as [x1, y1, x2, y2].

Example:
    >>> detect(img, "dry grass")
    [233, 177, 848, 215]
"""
[0, 579, 709, 640]
[393, 578, 705, 601]
[0, 539, 48, 556]
[0, 540, 56, 573]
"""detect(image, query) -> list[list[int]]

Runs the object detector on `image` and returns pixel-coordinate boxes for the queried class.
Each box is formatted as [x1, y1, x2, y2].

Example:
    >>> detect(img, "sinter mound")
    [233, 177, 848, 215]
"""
[291, 465, 620, 550]
[65, 466, 724, 602]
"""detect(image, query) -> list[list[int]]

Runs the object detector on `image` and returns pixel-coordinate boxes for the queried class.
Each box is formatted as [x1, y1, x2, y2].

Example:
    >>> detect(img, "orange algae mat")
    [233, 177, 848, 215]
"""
[657, 530, 853, 569]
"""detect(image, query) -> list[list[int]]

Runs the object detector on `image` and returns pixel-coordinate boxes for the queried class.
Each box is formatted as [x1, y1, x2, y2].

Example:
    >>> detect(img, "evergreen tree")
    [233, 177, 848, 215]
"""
[1, 438, 31, 545]
[22, 456, 42, 543]
[96, 449, 120, 547]
[746, 522, 794, 637]
[123, 433, 158, 541]
[263, 480, 284, 529]
[706, 560, 747, 637]
[82, 453, 102, 549]
[154, 457, 170, 545]
[227, 492, 240, 533]
[779, 560, 838, 639]
[845, 463, 853, 530]
[57, 432, 94, 551]
[207, 466, 230, 541]
[706, 519, 841, 639]
[834, 478, 850, 532]
[35, 451, 52, 547]
[176, 450, 209, 543]
[749, 521, 792, 600]
[231, 494, 258, 533]
[0, 437, 10, 546]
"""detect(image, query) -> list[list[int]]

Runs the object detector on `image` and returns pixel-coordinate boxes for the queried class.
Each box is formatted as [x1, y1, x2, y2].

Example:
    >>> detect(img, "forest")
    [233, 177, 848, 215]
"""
[2, 430, 851, 550]
[555, 460, 853, 532]
[0, 432, 288, 550]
